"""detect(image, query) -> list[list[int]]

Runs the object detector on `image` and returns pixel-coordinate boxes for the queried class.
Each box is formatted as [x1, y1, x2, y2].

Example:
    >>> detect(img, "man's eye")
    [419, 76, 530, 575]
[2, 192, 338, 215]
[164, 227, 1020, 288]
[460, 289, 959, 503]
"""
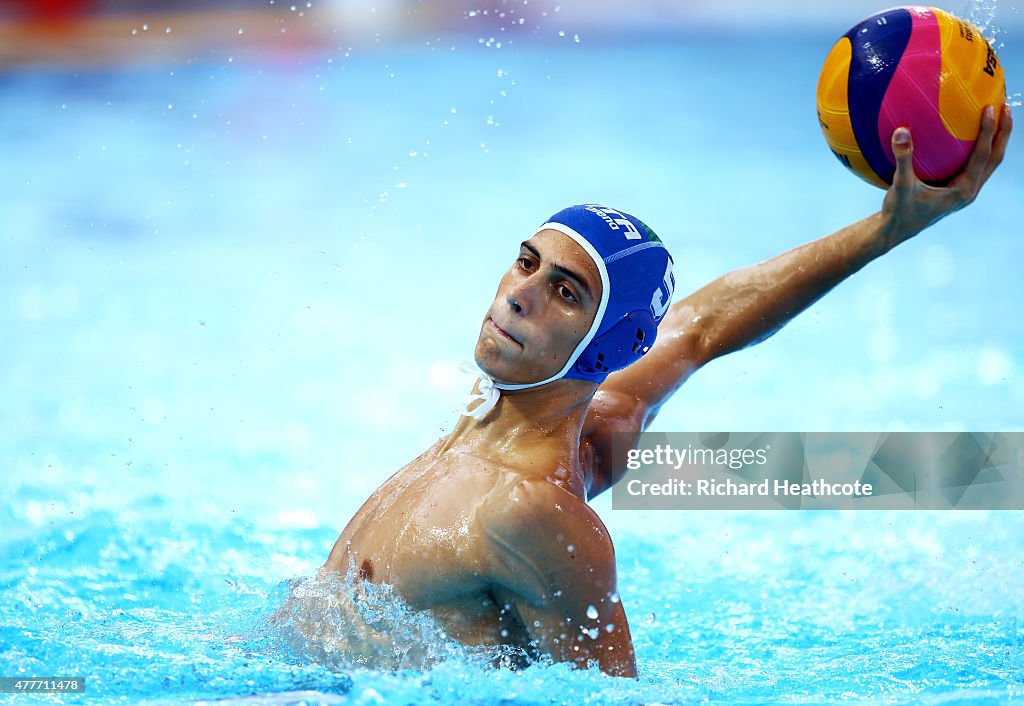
[517, 256, 535, 271]
[558, 284, 578, 303]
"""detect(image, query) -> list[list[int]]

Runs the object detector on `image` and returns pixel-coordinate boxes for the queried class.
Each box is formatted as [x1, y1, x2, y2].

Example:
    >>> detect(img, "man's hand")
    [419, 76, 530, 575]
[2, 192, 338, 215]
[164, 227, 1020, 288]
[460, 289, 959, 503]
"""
[583, 104, 1013, 499]
[882, 103, 1013, 249]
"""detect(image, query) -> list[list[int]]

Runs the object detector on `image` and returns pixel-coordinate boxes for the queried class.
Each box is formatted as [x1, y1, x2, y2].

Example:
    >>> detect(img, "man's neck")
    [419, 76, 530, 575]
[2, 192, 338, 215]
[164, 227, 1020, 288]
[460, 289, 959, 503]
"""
[439, 379, 598, 497]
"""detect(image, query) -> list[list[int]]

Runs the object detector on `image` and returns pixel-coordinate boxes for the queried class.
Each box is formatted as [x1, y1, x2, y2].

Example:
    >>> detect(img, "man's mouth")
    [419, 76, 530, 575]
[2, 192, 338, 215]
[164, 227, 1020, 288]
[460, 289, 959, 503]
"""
[487, 318, 522, 346]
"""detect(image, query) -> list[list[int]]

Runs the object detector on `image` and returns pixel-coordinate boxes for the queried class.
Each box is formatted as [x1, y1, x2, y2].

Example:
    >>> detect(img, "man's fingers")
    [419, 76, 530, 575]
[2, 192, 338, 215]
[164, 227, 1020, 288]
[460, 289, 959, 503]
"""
[891, 127, 915, 189]
[960, 104, 997, 183]
[984, 103, 1014, 179]
[882, 104, 1009, 233]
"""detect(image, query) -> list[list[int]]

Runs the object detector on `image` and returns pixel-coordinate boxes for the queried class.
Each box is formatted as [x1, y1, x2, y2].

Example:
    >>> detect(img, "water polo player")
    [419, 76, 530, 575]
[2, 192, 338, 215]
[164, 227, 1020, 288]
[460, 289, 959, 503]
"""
[320, 107, 1011, 678]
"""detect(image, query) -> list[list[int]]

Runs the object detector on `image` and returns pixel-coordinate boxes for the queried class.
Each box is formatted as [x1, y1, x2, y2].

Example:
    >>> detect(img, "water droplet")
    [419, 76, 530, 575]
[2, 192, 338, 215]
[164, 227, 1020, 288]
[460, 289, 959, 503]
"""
[586, 605, 598, 619]
[566, 544, 574, 552]
[604, 623, 615, 633]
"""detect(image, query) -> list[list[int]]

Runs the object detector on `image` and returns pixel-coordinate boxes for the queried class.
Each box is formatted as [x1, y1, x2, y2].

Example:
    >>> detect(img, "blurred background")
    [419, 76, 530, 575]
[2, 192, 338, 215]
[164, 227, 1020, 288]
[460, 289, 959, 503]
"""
[2, 0, 1021, 521]
[3, 0, 1023, 66]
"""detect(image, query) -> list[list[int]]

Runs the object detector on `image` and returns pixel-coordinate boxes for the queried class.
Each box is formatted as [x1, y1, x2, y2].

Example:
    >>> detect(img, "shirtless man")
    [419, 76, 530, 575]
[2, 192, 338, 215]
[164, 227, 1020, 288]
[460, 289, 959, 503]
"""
[323, 107, 1012, 678]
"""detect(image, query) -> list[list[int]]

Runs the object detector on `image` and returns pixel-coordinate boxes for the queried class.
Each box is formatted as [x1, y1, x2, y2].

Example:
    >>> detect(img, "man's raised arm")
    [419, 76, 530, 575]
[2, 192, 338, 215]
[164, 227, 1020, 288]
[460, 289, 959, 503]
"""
[584, 104, 1011, 498]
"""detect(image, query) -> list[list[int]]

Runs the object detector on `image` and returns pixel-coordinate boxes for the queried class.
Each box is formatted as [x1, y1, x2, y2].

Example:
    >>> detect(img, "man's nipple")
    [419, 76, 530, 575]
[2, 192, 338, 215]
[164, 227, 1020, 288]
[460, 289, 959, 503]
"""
[359, 558, 374, 581]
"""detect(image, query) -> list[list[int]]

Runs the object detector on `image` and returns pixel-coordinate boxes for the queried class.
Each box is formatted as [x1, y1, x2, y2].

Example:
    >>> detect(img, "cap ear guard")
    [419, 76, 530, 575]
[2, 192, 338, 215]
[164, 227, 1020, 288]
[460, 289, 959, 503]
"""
[571, 310, 659, 380]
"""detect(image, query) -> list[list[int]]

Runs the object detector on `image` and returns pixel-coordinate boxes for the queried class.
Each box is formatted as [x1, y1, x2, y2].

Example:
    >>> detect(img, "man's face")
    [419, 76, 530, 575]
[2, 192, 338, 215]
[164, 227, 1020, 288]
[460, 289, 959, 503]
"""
[475, 229, 604, 385]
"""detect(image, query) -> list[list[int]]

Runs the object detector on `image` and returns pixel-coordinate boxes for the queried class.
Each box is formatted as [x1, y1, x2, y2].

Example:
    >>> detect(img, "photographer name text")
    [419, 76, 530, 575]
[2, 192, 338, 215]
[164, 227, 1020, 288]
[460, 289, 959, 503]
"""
[624, 444, 872, 498]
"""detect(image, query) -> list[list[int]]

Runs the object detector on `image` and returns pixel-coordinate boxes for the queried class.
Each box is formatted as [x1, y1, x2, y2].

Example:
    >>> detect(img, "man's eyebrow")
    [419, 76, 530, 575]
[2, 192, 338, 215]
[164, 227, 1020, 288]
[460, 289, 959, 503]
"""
[520, 240, 596, 301]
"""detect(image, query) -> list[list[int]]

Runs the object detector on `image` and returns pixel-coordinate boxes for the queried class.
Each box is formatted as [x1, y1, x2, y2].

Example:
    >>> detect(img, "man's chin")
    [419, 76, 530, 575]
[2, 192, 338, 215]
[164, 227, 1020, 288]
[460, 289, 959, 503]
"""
[470, 347, 513, 385]
[474, 337, 569, 386]
[472, 350, 506, 382]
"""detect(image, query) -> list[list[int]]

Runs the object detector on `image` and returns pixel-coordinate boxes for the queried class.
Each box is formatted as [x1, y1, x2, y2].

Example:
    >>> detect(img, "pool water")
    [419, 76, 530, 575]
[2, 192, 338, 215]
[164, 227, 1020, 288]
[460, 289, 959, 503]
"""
[3, 497, 1023, 704]
[2, 14, 1023, 706]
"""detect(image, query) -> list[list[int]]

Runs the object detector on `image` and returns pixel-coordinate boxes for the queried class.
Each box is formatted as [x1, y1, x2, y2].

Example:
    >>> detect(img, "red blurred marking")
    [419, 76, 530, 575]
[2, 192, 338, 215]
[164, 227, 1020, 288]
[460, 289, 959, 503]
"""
[0, 0, 97, 22]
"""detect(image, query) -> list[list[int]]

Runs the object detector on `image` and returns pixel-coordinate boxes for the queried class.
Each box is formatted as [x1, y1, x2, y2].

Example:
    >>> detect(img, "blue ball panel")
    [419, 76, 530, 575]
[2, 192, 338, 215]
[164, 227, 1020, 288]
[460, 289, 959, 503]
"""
[844, 7, 913, 184]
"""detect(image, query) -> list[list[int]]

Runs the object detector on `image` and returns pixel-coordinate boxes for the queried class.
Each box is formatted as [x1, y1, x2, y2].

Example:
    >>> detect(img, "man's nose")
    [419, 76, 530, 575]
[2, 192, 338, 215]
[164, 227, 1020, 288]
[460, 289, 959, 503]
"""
[505, 273, 540, 315]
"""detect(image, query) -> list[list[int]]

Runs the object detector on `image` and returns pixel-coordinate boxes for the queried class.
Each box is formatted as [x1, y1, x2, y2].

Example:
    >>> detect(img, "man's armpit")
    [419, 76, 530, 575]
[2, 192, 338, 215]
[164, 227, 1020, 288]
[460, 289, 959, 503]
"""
[581, 389, 651, 499]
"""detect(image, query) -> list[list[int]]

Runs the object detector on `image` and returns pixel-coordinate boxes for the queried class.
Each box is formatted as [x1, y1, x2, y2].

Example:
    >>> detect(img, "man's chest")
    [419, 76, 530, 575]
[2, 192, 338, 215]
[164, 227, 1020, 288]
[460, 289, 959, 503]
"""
[339, 455, 505, 602]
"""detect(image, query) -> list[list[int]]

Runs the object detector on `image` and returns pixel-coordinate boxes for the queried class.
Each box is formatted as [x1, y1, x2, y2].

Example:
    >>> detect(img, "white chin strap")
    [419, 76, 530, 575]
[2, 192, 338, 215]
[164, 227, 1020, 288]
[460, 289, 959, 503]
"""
[459, 361, 502, 421]
[461, 355, 596, 420]
[460, 360, 564, 421]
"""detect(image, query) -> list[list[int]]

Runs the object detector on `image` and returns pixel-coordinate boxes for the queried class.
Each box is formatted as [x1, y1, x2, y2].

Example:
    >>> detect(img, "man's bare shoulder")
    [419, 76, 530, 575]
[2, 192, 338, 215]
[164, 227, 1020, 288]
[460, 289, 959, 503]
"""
[476, 477, 617, 604]
[580, 387, 649, 499]
[479, 477, 610, 543]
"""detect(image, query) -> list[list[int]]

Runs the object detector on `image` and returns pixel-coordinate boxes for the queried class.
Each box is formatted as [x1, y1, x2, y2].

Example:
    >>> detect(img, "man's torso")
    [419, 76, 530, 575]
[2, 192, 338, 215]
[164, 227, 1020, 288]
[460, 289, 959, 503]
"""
[323, 439, 588, 650]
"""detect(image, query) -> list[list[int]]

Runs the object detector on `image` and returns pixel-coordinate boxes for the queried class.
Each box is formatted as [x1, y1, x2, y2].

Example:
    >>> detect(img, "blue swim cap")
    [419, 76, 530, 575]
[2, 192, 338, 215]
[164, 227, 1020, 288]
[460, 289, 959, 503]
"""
[462, 204, 675, 420]
[490, 204, 673, 383]
[539, 204, 675, 384]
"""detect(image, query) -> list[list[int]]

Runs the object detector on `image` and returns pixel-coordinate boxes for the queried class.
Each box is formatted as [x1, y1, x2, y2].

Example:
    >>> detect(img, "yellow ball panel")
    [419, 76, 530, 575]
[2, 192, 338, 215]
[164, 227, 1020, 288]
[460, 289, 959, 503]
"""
[934, 7, 1007, 140]
[816, 37, 889, 189]
[816, 37, 852, 115]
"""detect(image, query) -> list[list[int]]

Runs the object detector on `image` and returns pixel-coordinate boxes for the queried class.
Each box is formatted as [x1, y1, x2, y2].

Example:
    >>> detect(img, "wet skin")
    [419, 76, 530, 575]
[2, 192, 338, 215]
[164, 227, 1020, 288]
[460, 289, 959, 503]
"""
[325, 230, 639, 675]
[322, 105, 1012, 679]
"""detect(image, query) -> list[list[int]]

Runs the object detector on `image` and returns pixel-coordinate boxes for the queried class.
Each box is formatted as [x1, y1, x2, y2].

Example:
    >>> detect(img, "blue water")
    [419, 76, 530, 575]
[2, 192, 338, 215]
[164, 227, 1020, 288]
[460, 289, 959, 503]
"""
[2, 17, 1023, 706]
